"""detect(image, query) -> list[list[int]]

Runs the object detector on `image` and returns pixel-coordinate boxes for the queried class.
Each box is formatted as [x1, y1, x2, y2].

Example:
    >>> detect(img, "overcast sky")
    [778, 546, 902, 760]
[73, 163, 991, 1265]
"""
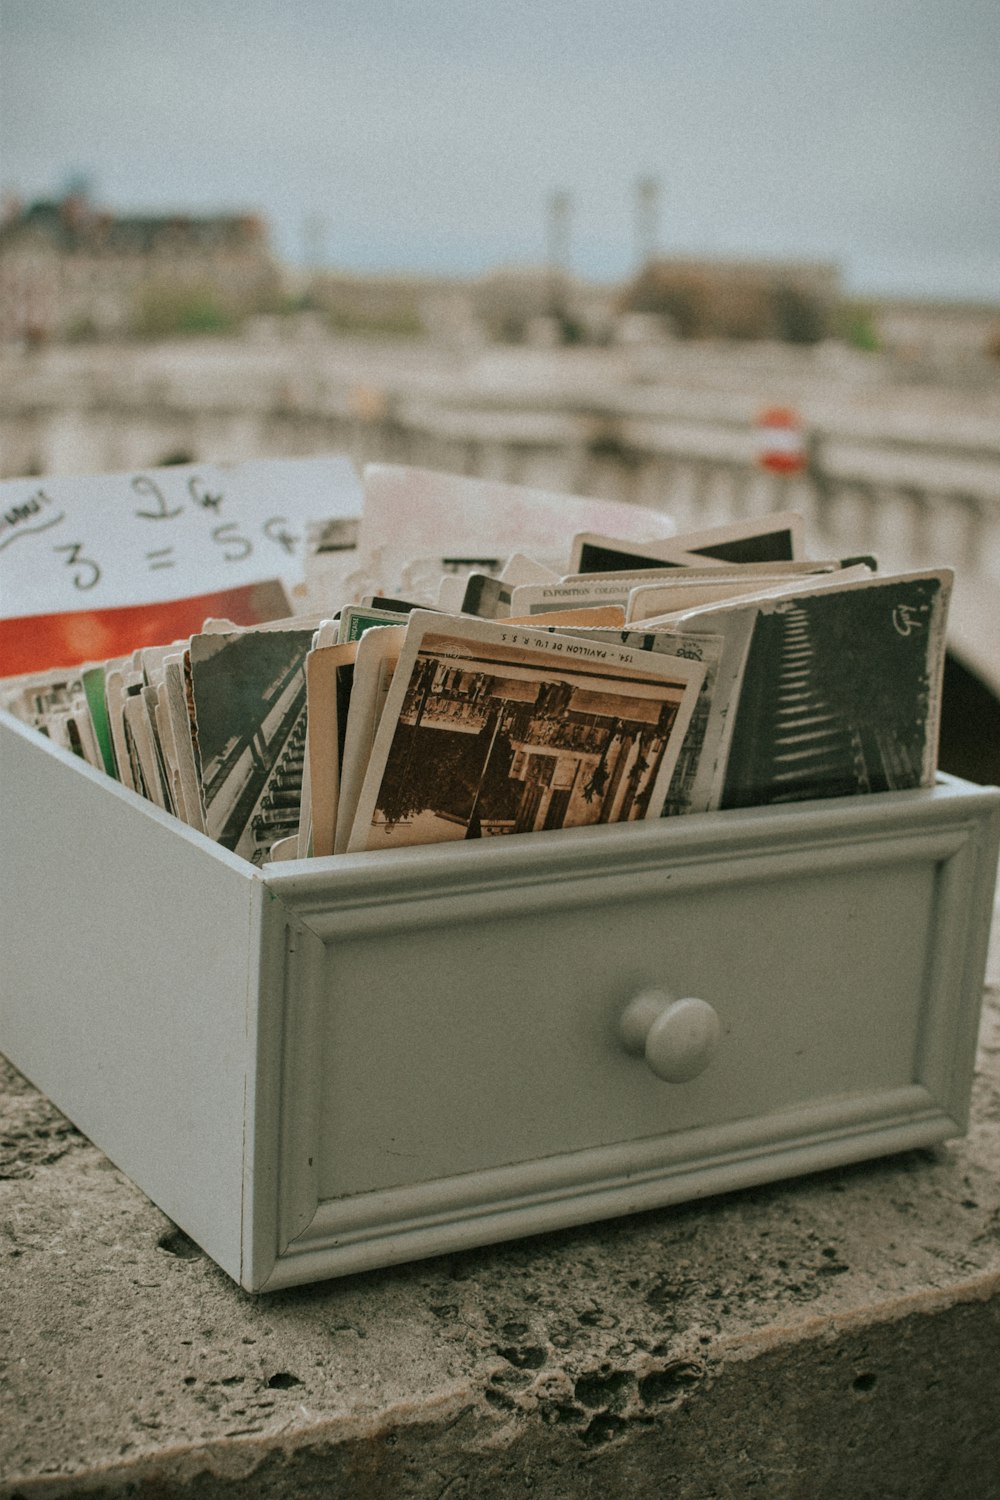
[2, 0, 998, 299]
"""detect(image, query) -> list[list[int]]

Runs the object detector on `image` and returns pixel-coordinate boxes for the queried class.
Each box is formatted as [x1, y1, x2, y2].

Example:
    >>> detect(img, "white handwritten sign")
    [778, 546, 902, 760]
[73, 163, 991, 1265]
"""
[0, 456, 362, 622]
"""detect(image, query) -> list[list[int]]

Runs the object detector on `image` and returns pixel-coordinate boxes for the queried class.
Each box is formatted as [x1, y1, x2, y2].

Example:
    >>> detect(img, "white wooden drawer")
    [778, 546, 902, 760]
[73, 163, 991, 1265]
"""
[2, 707, 998, 1292]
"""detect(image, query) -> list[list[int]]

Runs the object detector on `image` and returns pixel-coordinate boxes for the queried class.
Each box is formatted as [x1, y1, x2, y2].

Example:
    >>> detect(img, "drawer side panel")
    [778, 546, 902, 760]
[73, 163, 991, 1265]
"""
[0, 711, 257, 1284]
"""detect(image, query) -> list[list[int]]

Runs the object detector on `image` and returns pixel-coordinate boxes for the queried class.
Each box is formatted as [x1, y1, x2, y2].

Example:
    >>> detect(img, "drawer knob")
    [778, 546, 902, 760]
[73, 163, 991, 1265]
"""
[619, 990, 721, 1083]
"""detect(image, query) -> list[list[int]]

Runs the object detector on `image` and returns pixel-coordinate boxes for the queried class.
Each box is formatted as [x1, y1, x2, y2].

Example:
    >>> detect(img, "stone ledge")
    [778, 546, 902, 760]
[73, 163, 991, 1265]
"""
[2, 899, 999, 1500]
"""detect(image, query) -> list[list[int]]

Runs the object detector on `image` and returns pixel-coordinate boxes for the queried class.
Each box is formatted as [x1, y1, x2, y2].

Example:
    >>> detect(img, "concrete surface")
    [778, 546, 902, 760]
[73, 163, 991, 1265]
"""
[2, 887, 1000, 1499]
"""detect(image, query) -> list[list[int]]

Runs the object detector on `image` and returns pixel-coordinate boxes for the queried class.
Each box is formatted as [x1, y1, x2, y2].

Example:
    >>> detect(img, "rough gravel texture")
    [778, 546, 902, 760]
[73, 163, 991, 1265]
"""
[2, 891, 999, 1499]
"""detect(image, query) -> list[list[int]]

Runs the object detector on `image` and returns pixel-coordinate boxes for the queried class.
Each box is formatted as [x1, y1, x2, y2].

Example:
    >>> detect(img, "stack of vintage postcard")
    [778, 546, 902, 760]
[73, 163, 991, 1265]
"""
[2, 603, 317, 866]
[2, 462, 953, 867]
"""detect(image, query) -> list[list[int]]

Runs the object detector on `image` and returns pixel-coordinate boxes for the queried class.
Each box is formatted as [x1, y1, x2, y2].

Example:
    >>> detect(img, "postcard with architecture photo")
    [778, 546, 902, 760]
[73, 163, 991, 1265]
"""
[668, 568, 953, 811]
[187, 626, 314, 865]
[345, 614, 704, 854]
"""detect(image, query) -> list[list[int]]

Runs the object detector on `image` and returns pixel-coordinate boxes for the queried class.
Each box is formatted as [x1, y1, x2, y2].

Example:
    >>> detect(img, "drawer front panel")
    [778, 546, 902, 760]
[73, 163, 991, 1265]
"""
[313, 854, 933, 1198]
[253, 780, 1000, 1287]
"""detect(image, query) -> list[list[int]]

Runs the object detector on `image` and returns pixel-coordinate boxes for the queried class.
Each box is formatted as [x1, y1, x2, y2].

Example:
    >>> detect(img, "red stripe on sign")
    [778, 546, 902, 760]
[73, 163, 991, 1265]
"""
[759, 450, 806, 475]
[0, 579, 291, 678]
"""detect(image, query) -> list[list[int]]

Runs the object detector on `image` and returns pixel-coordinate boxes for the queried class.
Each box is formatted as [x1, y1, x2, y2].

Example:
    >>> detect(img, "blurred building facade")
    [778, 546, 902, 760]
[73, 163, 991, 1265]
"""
[0, 189, 280, 344]
[4, 187, 998, 369]
[618, 256, 843, 344]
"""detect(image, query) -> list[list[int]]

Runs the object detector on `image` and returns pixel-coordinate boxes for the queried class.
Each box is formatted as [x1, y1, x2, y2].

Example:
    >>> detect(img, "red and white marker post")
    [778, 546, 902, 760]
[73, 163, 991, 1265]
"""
[755, 405, 807, 476]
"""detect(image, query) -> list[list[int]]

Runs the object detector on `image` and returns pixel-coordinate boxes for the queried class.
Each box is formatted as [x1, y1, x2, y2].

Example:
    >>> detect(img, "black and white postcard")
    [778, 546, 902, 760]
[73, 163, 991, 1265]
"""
[460, 573, 515, 619]
[187, 626, 314, 864]
[570, 511, 807, 575]
[666, 568, 953, 811]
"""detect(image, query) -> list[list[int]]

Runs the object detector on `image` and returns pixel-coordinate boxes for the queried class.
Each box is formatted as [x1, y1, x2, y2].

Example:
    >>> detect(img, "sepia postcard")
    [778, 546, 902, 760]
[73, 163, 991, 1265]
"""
[334, 623, 408, 853]
[507, 578, 656, 617]
[305, 640, 359, 858]
[345, 613, 705, 854]
[161, 654, 205, 832]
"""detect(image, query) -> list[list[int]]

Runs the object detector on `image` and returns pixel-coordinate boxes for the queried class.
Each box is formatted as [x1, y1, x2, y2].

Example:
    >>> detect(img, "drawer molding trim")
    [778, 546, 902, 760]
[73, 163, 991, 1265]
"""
[262, 1088, 955, 1291]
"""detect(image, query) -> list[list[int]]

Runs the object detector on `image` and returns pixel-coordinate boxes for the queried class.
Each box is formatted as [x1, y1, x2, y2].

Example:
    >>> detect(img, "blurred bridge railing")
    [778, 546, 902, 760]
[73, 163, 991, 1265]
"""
[3, 340, 999, 700]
